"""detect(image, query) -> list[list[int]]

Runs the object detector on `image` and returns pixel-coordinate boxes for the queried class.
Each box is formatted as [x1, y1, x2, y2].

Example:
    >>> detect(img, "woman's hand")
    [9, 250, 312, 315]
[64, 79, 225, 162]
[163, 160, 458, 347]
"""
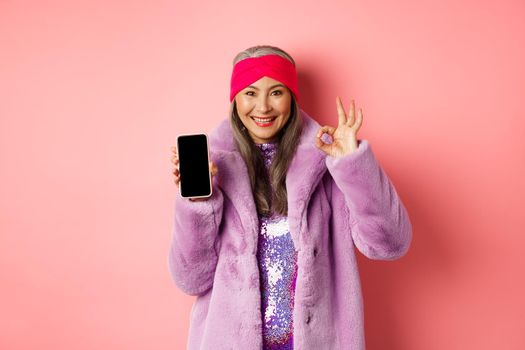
[171, 146, 218, 201]
[315, 96, 363, 157]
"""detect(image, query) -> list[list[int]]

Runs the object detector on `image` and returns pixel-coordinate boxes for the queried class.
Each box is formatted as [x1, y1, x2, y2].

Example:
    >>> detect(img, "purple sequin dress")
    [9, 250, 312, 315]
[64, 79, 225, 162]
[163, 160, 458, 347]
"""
[255, 142, 298, 350]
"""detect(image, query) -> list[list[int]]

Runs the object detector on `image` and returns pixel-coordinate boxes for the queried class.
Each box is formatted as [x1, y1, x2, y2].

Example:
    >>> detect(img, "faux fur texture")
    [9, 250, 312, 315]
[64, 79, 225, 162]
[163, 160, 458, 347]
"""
[168, 109, 412, 349]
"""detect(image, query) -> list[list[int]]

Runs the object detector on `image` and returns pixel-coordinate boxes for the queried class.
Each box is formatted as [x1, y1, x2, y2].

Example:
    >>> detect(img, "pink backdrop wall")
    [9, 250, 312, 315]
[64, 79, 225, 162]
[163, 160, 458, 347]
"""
[1, 0, 524, 349]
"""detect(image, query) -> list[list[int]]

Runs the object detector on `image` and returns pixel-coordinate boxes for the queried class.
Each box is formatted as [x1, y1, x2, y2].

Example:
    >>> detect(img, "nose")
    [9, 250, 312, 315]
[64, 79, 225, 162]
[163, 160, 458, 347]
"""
[256, 95, 272, 114]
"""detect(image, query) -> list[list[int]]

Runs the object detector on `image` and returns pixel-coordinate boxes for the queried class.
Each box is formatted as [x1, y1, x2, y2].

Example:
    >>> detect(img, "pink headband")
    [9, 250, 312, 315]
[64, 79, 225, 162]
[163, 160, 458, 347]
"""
[229, 54, 300, 102]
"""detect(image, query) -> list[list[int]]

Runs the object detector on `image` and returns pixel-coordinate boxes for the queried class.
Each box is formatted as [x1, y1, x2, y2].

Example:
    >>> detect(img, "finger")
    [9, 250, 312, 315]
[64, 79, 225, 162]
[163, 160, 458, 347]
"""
[336, 96, 347, 126]
[346, 99, 355, 126]
[315, 135, 332, 153]
[353, 108, 363, 131]
[316, 125, 336, 139]
[210, 161, 218, 176]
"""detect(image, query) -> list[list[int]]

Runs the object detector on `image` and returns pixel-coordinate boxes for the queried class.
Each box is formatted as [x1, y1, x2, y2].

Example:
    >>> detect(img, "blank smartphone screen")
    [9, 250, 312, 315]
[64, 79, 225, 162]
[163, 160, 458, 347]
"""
[177, 134, 212, 198]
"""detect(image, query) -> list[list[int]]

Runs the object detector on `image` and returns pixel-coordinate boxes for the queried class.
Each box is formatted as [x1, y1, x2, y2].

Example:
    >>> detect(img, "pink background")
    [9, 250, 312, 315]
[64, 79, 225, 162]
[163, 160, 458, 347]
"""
[1, 0, 524, 349]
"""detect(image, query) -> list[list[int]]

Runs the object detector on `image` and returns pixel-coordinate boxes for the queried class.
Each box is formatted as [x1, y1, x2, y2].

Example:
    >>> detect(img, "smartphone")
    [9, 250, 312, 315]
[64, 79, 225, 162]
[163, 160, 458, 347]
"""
[176, 133, 213, 199]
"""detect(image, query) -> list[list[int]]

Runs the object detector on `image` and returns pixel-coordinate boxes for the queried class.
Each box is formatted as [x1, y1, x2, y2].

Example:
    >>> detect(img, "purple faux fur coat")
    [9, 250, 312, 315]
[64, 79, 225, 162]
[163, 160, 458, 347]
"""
[168, 109, 412, 349]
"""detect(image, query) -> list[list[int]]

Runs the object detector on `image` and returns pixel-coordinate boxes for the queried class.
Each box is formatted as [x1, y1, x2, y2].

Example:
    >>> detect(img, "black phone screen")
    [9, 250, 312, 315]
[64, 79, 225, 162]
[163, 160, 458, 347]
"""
[177, 134, 212, 198]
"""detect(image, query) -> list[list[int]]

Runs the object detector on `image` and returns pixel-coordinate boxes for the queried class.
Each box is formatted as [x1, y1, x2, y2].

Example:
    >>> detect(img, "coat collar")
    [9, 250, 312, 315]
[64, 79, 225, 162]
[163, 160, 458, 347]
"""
[208, 109, 328, 251]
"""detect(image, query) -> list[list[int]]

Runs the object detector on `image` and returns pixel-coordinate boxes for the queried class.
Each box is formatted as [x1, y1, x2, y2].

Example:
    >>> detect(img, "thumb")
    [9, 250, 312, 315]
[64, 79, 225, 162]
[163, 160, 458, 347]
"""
[210, 161, 219, 177]
[315, 136, 332, 155]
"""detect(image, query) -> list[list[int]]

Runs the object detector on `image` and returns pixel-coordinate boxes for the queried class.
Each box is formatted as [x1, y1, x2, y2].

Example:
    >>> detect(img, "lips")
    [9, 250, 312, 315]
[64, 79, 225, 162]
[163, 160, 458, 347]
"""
[251, 116, 277, 123]
[250, 116, 277, 127]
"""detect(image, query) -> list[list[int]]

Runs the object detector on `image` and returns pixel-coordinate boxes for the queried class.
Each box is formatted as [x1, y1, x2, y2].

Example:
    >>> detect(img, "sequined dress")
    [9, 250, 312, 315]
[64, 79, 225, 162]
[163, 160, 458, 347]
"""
[255, 142, 298, 350]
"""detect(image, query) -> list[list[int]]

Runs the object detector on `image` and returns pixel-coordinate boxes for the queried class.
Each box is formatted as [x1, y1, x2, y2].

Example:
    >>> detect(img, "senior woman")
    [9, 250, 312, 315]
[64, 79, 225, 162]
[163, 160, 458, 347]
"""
[169, 45, 412, 350]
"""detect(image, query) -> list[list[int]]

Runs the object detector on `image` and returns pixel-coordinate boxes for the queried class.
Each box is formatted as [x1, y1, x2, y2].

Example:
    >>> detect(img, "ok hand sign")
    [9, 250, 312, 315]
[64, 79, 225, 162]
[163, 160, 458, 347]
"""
[315, 96, 363, 158]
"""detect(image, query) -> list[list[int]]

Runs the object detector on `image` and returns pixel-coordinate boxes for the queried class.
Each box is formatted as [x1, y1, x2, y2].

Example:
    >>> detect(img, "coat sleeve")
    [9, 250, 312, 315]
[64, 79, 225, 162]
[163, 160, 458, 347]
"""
[325, 139, 412, 260]
[167, 178, 224, 296]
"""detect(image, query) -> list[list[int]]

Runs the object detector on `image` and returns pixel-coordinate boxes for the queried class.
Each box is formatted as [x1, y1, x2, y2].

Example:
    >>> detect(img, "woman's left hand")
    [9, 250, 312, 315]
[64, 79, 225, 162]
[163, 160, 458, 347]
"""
[315, 96, 363, 158]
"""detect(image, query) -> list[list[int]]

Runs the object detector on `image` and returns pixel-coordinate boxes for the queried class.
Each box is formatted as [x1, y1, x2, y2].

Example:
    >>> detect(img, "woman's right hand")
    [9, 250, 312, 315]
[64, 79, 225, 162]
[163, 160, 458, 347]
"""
[171, 146, 218, 201]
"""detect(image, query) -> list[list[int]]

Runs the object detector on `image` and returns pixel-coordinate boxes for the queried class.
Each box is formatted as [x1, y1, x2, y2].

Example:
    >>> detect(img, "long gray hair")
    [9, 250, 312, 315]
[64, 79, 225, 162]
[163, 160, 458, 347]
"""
[229, 45, 303, 217]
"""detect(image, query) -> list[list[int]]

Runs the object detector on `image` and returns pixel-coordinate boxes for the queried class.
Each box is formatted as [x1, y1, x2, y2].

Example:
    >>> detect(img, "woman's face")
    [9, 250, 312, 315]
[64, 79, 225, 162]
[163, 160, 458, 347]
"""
[234, 76, 292, 144]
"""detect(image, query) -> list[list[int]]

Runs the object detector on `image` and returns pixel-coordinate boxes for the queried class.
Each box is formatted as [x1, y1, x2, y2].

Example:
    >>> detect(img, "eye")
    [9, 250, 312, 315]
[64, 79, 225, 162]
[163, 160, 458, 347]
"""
[244, 90, 282, 96]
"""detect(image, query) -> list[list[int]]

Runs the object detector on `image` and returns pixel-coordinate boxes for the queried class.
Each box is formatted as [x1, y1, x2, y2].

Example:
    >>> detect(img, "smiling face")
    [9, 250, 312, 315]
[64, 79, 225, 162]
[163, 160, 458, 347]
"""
[234, 76, 292, 144]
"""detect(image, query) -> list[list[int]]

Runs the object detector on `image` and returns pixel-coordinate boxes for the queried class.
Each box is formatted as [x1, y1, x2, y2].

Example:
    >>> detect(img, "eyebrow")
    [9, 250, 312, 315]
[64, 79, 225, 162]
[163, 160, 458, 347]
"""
[246, 84, 285, 90]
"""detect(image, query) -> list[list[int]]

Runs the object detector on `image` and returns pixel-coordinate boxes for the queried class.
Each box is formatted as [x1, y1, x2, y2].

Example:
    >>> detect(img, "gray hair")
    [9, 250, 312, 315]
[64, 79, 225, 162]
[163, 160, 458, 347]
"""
[232, 44, 297, 66]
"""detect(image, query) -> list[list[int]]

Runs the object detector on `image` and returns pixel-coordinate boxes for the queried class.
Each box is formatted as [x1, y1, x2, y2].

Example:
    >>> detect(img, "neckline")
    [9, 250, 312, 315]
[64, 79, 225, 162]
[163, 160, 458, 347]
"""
[255, 141, 278, 147]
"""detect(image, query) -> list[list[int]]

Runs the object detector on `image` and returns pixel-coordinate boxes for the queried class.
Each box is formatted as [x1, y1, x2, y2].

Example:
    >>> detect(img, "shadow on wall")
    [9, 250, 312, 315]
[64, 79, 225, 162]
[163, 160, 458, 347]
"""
[296, 68, 333, 121]
[358, 173, 459, 350]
